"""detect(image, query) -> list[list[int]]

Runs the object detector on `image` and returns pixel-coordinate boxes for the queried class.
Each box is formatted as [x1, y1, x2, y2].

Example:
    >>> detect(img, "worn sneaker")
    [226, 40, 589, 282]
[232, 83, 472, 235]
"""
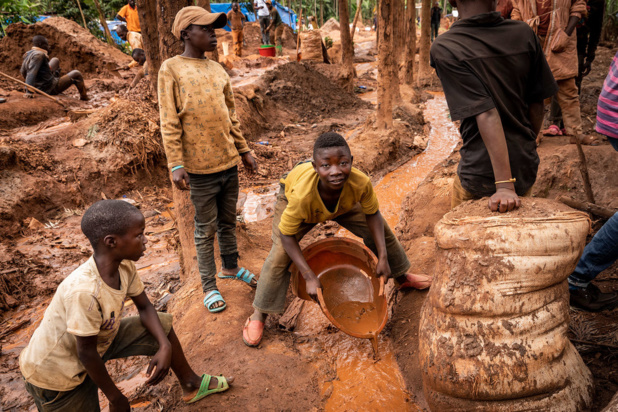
[569, 283, 618, 312]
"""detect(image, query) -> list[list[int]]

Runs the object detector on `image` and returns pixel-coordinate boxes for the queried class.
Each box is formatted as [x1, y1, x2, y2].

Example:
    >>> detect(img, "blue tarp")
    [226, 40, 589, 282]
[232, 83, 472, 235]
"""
[210, 1, 296, 31]
[34, 2, 297, 47]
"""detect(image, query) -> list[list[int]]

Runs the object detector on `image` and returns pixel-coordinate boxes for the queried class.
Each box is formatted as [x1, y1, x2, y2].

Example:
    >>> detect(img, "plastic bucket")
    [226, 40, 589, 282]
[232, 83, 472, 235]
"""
[291, 237, 388, 339]
[259, 45, 276, 57]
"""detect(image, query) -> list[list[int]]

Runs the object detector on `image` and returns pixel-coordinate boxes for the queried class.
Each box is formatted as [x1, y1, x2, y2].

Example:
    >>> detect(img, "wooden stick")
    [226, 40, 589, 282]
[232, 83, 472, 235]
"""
[378, 276, 385, 296]
[558, 196, 616, 219]
[571, 338, 618, 351]
[75, 0, 88, 28]
[574, 137, 596, 204]
[296, 6, 303, 61]
[0, 70, 67, 108]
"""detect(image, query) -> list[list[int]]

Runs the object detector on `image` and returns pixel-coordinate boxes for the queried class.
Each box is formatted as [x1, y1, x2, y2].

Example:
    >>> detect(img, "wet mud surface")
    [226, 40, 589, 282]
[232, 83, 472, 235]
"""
[1, 14, 618, 412]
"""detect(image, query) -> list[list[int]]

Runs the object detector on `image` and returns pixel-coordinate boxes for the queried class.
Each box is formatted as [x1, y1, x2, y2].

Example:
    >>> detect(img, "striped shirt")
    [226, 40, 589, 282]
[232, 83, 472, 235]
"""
[596, 51, 618, 140]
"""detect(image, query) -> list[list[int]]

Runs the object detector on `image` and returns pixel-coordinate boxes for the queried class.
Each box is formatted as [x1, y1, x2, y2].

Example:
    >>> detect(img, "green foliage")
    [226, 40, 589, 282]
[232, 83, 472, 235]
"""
[324, 35, 333, 49]
[0, 0, 42, 36]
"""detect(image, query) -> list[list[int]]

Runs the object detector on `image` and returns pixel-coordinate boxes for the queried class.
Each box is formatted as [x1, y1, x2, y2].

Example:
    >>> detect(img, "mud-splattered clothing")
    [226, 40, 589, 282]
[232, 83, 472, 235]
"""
[19, 256, 144, 391]
[278, 162, 379, 236]
[20, 48, 57, 94]
[158, 55, 250, 173]
[227, 9, 245, 30]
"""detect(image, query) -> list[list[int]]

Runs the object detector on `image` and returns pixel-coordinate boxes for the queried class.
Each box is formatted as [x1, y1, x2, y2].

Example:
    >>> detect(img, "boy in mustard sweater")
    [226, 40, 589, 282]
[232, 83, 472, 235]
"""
[242, 132, 432, 346]
[159, 7, 258, 313]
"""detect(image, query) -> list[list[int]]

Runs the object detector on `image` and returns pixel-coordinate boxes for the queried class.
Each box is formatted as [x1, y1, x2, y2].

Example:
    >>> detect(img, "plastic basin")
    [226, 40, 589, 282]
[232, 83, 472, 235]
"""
[259, 45, 276, 57]
[291, 237, 388, 339]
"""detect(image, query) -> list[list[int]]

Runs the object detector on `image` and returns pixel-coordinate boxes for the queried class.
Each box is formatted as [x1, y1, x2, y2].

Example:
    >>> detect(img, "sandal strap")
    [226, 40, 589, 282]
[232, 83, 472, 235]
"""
[204, 291, 225, 308]
[237, 267, 255, 283]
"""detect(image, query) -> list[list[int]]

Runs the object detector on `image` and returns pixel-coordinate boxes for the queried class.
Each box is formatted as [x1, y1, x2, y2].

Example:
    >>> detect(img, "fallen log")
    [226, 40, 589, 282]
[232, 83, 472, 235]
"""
[558, 196, 616, 219]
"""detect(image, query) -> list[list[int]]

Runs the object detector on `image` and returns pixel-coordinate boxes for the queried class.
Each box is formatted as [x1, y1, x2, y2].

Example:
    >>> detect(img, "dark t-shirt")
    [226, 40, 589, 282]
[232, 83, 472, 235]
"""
[270, 8, 282, 28]
[430, 12, 558, 197]
[431, 7, 442, 24]
[20, 50, 57, 94]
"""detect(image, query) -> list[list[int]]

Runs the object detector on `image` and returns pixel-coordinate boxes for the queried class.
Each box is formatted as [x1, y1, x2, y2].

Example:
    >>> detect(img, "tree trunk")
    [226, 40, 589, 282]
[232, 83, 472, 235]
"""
[320, 0, 324, 26]
[196, 0, 219, 62]
[75, 0, 88, 28]
[418, 0, 431, 81]
[92, 0, 115, 45]
[339, 0, 355, 87]
[350, 0, 362, 42]
[404, 0, 416, 84]
[136, 0, 197, 281]
[377, 0, 394, 129]
[389, 0, 401, 105]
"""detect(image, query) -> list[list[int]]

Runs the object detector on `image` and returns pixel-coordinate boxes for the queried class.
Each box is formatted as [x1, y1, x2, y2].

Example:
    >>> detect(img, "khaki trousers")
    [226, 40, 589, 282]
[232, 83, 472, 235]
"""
[232, 29, 243, 57]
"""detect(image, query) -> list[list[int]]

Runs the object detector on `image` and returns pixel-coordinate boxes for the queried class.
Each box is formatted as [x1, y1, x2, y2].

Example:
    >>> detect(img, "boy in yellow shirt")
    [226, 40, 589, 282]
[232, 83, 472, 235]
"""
[242, 132, 432, 346]
[158, 7, 258, 313]
[20, 200, 232, 411]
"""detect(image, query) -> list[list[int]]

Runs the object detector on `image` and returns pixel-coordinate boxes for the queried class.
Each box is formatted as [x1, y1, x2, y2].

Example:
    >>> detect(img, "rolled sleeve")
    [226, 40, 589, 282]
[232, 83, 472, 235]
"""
[278, 200, 304, 236]
[360, 183, 379, 215]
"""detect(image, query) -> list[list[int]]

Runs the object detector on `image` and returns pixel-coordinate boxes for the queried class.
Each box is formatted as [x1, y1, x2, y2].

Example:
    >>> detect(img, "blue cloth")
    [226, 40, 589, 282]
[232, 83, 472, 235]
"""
[569, 212, 618, 289]
[210, 1, 296, 32]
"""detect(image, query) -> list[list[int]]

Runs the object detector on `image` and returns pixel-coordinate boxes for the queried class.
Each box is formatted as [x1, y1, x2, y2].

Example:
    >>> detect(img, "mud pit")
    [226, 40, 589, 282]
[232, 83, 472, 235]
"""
[1, 14, 618, 412]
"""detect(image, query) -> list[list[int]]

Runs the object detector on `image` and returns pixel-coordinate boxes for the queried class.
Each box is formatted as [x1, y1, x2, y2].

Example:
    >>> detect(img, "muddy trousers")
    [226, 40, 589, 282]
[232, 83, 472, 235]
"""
[259, 16, 271, 44]
[188, 167, 240, 293]
[24, 314, 172, 412]
[232, 29, 243, 57]
[549, 77, 583, 136]
[252, 185, 411, 314]
[568, 212, 618, 289]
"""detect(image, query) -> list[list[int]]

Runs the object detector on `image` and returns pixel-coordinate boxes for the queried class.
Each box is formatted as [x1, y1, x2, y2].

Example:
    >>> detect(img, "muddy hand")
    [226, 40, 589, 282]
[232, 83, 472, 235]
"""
[109, 394, 131, 412]
[306, 276, 322, 302]
[241, 152, 258, 174]
[488, 188, 521, 213]
[376, 258, 391, 281]
[145, 344, 172, 385]
[172, 168, 190, 190]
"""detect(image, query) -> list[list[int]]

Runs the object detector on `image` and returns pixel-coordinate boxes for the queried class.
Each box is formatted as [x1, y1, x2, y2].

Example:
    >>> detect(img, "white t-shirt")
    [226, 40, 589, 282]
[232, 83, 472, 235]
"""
[19, 256, 145, 391]
[256, 0, 269, 17]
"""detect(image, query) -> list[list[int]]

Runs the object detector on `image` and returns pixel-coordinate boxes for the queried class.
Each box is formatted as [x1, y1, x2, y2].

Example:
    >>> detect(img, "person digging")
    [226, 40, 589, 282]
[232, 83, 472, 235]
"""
[128, 48, 148, 89]
[159, 6, 259, 314]
[265, 0, 284, 56]
[20, 35, 88, 101]
[243, 132, 432, 347]
[19, 200, 233, 411]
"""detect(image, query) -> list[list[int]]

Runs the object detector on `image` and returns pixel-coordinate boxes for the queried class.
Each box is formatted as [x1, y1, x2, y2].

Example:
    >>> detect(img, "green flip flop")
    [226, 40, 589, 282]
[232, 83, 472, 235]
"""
[185, 374, 230, 404]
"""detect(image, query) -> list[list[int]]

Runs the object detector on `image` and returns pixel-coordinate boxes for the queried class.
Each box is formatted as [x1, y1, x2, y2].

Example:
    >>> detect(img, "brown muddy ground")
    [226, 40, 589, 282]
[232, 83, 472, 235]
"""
[1, 15, 618, 412]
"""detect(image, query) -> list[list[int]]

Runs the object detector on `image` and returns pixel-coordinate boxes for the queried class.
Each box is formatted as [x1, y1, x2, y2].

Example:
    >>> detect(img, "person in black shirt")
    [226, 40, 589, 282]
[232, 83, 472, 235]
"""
[431, 2, 443, 42]
[20, 35, 88, 100]
[430, 0, 558, 213]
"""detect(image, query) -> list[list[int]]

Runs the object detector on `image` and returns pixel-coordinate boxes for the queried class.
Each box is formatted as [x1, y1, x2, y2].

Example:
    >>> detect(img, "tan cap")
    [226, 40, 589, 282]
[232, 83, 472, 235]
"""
[171, 6, 227, 39]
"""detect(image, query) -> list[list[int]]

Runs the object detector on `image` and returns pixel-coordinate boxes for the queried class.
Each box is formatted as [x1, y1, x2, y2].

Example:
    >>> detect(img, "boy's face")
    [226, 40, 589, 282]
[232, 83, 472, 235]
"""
[118, 28, 127, 41]
[312, 147, 353, 191]
[128, 0, 135, 8]
[183, 24, 218, 53]
[134, 51, 146, 65]
[111, 213, 147, 261]
[233, 3, 239, 11]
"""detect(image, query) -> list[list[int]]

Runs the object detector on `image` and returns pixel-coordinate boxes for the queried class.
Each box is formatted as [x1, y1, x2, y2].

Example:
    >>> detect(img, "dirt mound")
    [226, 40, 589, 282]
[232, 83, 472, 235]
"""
[0, 91, 67, 129]
[261, 61, 369, 122]
[79, 98, 164, 173]
[321, 17, 341, 33]
[0, 17, 131, 78]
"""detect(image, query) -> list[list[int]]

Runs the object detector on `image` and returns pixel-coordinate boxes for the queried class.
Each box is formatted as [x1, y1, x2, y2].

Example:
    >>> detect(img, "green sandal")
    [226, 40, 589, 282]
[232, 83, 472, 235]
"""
[185, 374, 230, 404]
